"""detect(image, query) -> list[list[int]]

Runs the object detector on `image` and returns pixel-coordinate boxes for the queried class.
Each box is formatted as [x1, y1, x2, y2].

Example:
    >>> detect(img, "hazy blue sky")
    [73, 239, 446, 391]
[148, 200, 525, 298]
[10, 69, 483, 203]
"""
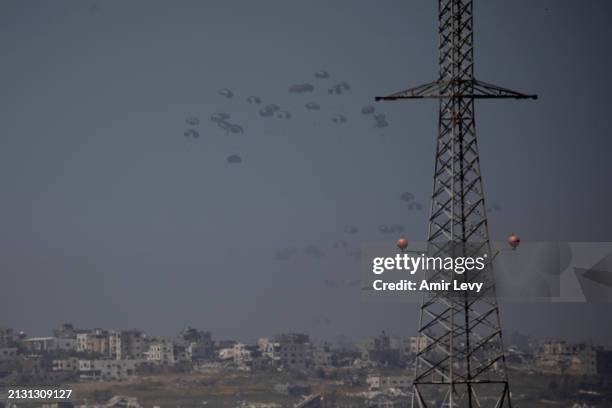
[1, 0, 611, 344]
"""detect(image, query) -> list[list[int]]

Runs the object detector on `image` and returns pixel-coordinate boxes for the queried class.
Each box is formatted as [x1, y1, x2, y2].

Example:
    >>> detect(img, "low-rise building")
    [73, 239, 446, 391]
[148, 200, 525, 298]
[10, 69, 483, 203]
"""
[78, 359, 138, 380]
[145, 340, 174, 365]
[537, 341, 600, 375]
[52, 357, 79, 371]
[23, 337, 76, 353]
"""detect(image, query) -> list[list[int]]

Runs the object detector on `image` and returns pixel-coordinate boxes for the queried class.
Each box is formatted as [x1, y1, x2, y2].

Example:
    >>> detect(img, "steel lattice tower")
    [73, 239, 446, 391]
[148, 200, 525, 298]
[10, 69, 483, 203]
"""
[376, 1, 536, 407]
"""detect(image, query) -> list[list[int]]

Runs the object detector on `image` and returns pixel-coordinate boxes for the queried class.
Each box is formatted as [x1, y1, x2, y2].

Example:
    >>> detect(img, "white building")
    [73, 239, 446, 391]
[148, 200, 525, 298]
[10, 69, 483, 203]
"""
[219, 347, 236, 361]
[76, 332, 88, 352]
[78, 359, 138, 380]
[145, 340, 174, 365]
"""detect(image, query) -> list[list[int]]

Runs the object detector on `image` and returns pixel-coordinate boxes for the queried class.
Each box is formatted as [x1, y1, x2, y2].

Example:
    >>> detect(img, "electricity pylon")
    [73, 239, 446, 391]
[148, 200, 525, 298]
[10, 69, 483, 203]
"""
[376, 1, 536, 406]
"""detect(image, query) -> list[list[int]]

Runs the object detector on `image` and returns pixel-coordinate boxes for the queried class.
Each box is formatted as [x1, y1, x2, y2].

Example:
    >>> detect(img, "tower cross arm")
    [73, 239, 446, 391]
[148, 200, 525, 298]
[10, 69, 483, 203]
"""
[375, 78, 537, 101]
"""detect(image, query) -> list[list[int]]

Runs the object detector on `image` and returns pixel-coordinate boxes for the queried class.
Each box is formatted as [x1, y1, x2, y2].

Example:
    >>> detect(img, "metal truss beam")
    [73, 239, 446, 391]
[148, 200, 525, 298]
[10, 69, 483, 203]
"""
[375, 79, 537, 101]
